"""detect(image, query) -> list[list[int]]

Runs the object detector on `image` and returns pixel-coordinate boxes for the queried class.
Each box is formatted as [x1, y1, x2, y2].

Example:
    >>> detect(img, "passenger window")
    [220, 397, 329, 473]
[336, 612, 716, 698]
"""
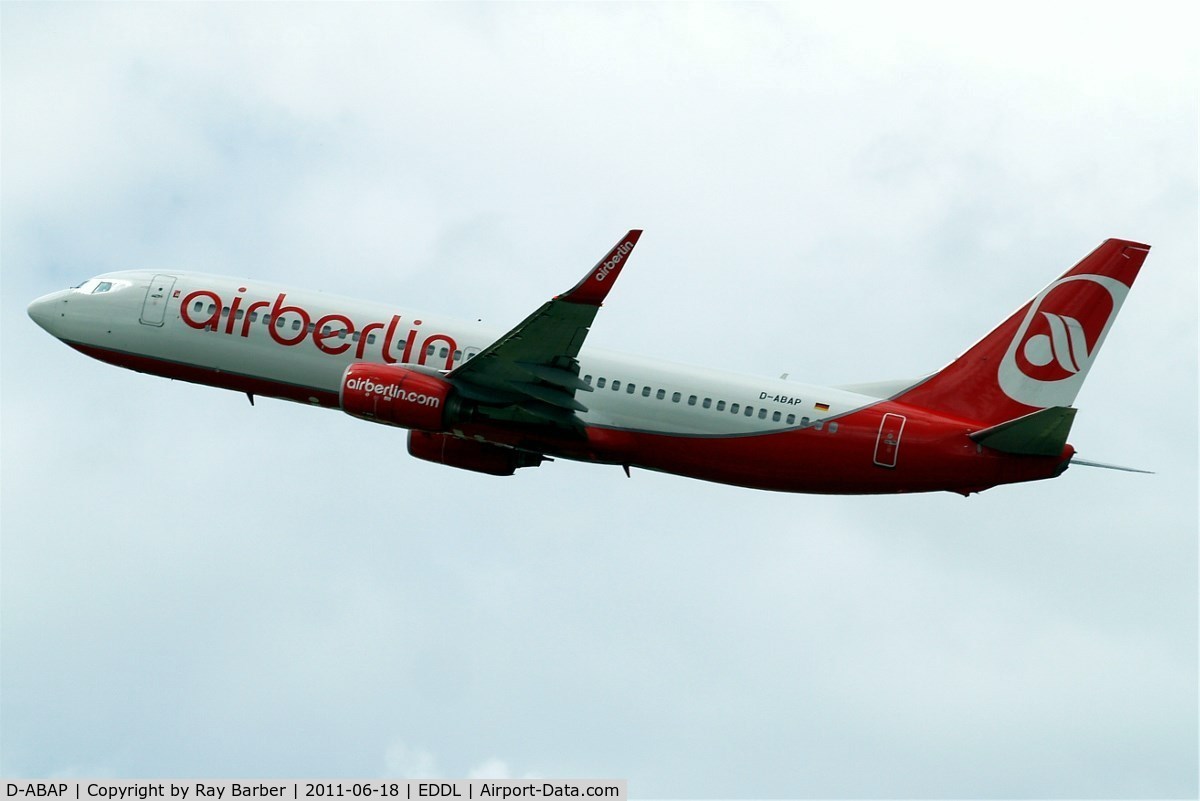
[367, 333, 377, 344]
[208, 304, 216, 314]
[687, 395, 697, 406]
[642, 386, 651, 397]
[292, 319, 301, 331]
[597, 377, 606, 388]
[815, 420, 825, 430]
[731, 403, 740, 414]
[321, 325, 331, 335]
[249, 311, 258, 322]
[829, 422, 839, 433]
[426, 345, 435, 356]
[612, 380, 621, 391]
[671, 392, 681, 403]
[275, 318, 285, 328]
[702, 398, 712, 409]
[656, 389, 665, 400]
[626, 383, 636, 394]
[193, 301, 204, 313]
[584, 375, 593, 385]
[758, 408, 768, 419]
[307, 322, 315, 333]
[439, 347, 449, 358]
[339, 330, 347, 339]
[716, 401, 726, 411]
[801, 417, 810, 427]
[786, 414, 796, 425]
[236, 310, 245, 320]
[745, 406, 754, 417]
[453, 350, 462, 361]
[772, 411, 782, 422]
[222, 307, 230, 318]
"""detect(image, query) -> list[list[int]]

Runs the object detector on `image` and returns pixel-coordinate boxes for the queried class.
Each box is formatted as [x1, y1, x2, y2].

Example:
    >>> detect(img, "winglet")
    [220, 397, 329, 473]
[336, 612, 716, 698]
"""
[558, 229, 643, 306]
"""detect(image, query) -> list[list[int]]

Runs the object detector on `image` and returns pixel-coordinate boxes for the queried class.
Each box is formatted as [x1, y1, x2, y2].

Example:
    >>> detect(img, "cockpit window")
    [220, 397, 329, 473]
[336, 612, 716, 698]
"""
[73, 278, 130, 295]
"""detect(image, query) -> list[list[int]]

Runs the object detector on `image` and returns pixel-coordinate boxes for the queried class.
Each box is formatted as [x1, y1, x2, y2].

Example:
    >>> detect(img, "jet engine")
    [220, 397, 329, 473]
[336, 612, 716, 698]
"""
[408, 430, 544, 476]
[340, 363, 462, 431]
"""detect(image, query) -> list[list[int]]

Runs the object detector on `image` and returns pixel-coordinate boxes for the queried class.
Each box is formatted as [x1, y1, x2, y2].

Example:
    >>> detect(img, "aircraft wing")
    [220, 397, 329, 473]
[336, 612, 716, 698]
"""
[445, 229, 642, 429]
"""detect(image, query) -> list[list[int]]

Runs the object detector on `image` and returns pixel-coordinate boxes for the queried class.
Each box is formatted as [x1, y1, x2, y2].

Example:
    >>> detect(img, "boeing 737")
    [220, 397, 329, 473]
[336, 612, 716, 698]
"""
[27, 231, 1150, 494]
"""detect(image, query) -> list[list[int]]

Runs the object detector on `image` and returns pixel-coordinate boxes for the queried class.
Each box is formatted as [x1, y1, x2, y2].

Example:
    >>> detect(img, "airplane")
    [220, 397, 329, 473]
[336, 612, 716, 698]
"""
[27, 231, 1151, 495]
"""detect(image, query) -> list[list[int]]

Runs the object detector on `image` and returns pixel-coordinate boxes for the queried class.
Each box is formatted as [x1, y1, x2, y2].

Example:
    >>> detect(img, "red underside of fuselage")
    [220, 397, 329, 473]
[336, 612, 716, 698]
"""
[70, 341, 343, 407]
[70, 342, 1071, 495]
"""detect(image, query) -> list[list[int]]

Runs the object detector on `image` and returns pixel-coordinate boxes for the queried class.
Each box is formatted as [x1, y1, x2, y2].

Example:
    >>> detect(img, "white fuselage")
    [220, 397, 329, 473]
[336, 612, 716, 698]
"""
[31, 269, 877, 437]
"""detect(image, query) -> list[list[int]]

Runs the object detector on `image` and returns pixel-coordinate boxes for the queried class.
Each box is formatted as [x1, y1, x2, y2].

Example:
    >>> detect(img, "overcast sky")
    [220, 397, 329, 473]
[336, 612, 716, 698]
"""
[2, 3, 1196, 798]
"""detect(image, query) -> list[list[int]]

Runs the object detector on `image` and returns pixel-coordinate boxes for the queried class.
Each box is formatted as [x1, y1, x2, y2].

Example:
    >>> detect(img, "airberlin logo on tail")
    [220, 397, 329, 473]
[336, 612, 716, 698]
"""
[595, 241, 634, 282]
[1024, 312, 1090, 374]
[344, 377, 441, 407]
[998, 274, 1128, 408]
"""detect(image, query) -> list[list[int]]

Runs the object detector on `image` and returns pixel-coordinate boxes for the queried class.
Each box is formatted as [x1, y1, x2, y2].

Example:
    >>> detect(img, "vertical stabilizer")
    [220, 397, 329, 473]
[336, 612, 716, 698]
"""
[893, 239, 1150, 425]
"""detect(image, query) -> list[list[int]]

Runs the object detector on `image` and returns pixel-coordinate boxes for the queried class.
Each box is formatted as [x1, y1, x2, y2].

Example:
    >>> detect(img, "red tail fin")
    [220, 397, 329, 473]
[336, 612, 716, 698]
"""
[894, 239, 1150, 425]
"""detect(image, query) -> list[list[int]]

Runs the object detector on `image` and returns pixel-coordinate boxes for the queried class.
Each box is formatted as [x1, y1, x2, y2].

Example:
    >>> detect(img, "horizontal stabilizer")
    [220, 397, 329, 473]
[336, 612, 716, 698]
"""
[969, 406, 1076, 456]
[1070, 458, 1154, 474]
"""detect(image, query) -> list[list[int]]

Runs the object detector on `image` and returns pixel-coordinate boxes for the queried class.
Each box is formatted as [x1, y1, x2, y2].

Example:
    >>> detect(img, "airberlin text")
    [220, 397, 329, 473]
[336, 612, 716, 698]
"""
[180, 288, 458, 370]
[595, 241, 634, 282]
[344, 377, 441, 407]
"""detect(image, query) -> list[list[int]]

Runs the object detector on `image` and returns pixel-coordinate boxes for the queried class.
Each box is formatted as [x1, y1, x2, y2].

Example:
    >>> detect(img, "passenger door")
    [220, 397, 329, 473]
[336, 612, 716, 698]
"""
[139, 274, 177, 327]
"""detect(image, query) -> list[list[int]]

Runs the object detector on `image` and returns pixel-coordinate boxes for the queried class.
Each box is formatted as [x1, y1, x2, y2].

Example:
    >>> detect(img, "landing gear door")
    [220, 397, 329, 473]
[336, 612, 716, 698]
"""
[873, 413, 906, 468]
[140, 274, 177, 327]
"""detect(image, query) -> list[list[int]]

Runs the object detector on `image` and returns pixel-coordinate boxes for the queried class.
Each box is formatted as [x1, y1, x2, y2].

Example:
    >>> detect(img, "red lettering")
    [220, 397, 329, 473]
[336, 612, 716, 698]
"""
[356, 321, 384, 359]
[419, 333, 458, 370]
[382, 315, 402, 364]
[181, 289, 221, 330]
[268, 293, 311, 346]
[402, 320, 422, 363]
[240, 300, 270, 338]
[314, 313, 355, 355]
[180, 291, 464, 371]
[225, 290, 245, 335]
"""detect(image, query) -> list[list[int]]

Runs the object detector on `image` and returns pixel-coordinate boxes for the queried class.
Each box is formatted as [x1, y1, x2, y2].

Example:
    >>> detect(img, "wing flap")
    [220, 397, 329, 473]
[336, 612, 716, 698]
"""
[517, 362, 595, 392]
[509, 381, 589, 412]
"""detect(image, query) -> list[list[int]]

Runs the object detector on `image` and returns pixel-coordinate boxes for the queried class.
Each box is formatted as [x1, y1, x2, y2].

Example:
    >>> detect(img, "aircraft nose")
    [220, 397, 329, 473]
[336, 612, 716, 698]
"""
[28, 290, 68, 335]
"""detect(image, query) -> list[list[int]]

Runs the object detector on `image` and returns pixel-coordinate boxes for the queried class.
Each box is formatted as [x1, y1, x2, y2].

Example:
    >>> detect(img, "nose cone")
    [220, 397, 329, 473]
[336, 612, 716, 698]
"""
[28, 290, 69, 335]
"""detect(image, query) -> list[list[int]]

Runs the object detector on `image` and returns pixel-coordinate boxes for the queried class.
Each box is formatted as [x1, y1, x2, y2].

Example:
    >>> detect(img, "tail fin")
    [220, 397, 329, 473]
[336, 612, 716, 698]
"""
[894, 239, 1150, 425]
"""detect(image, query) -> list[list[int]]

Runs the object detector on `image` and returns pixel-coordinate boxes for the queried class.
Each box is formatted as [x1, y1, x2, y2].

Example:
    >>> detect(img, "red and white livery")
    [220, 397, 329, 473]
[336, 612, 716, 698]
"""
[27, 231, 1151, 494]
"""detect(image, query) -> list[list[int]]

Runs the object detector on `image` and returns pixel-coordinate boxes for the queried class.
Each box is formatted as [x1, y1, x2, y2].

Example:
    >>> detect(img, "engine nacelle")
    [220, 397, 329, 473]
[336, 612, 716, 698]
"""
[408, 430, 544, 476]
[341, 363, 456, 431]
